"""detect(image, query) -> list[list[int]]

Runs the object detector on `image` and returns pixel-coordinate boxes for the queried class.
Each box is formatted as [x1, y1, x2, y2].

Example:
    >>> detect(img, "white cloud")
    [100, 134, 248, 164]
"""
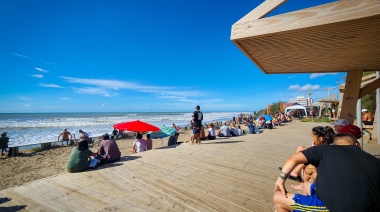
[299, 84, 320, 91]
[31, 74, 43, 78]
[309, 73, 338, 79]
[61, 97, 71, 100]
[24, 104, 30, 107]
[10, 52, 30, 58]
[60, 76, 204, 98]
[35, 67, 49, 73]
[18, 96, 32, 101]
[288, 85, 300, 90]
[38, 83, 64, 88]
[288, 84, 320, 91]
[73, 87, 117, 97]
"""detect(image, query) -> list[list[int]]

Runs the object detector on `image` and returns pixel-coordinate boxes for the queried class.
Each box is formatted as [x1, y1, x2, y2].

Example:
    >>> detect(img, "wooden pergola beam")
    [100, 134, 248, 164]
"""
[234, 0, 287, 23]
[359, 78, 380, 98]
[339, 70, 363, 124]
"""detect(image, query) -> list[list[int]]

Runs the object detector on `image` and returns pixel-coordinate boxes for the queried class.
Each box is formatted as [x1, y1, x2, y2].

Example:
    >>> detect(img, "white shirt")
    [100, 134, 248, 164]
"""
[133, 139, 147, 153]
[208, 128, 216, 136]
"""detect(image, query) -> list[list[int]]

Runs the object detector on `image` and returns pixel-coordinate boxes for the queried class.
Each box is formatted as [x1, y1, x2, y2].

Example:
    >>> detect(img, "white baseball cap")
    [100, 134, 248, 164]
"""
[331, 119, 348, 126]
[362, 109, 368, 112]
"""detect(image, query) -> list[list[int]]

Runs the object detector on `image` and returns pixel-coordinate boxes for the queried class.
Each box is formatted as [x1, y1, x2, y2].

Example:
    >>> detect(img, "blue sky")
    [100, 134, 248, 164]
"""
[0, 0, 343, 113]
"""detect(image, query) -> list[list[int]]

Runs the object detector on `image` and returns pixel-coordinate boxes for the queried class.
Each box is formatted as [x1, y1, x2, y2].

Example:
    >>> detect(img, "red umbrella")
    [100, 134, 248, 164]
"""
[113, 120, 160, 133]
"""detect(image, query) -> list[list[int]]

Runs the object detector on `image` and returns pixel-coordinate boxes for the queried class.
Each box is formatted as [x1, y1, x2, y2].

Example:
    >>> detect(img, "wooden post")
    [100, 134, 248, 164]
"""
[339, 70, 363, 124]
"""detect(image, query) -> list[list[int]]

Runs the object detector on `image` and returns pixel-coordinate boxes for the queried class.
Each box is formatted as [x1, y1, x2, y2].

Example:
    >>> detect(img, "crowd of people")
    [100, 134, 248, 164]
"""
[3, 105, 379, 211]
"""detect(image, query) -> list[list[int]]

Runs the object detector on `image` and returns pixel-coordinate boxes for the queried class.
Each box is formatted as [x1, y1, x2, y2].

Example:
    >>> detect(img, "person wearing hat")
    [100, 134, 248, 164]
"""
[0, 132, 9, 155]
[362, 109, 373, 125]
[340, 124, 362, 139]
[331, 118, 348, 133]
[58, 128, 72, 146]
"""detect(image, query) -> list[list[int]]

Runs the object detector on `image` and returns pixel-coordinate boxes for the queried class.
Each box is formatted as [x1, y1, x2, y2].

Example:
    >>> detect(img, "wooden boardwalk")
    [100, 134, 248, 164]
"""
[1, 120, 380, 211]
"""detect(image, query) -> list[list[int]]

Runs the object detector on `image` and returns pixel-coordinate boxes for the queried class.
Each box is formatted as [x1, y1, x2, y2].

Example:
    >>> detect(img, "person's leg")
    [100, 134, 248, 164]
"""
[273, 191, 295, 212]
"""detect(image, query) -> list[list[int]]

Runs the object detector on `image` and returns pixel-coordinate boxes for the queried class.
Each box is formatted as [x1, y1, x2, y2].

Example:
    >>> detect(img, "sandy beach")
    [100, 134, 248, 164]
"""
[0, 128, 194, 190]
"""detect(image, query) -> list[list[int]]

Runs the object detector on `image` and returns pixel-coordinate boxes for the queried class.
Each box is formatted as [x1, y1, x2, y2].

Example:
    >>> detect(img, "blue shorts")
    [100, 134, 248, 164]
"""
[192, 128, 200, 134]
[291, 183, 328, 212]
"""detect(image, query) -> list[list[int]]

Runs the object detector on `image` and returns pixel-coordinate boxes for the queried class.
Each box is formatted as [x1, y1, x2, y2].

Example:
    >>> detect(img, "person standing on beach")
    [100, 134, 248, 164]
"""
[191, 105, 203, 144]
[58, 128, 72, 146]
[0, 132, 9, 155]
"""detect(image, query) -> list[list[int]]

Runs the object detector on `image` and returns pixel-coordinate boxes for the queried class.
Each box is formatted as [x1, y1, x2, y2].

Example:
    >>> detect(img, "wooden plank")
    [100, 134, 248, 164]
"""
[232, 0, 380, 40]
[359, 77, 380, 98]
[234, 0, 287, 24]
[340, 70, 363, 124]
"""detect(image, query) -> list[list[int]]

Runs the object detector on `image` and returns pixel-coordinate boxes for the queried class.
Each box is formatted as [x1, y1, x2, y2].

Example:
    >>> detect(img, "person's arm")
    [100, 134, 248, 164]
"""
[274, 152, 308, 197]
[57, 133, 61, 141]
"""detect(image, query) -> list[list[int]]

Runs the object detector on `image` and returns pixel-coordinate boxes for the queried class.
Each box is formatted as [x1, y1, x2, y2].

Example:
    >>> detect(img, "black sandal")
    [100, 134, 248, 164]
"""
[288, 175, 303, 182]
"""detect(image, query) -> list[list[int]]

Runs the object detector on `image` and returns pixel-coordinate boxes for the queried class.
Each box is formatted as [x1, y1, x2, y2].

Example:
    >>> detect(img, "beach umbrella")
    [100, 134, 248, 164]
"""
[113, 120, 160, 133]
[267, 104, 271, 115]
[149, 126, 177, 139]
[257, 114, 273, 121]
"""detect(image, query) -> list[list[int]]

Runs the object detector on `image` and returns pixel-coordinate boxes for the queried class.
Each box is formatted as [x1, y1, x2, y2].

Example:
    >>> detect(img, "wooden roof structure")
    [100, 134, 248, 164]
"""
[231, 0, 380, 124]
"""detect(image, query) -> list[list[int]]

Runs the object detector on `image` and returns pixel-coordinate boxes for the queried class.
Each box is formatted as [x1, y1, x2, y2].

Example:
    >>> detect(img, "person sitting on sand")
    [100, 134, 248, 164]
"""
[67, 139, 95, 173]
[237, 125, 244, 135]
[58, 128, 72, 146]
[272, 115, 280, 126]
[229, 124, 239, 136]
[95, 134, 121, 163]
[146, 134, 153, 150]
[207, 123, 216, 140]
[245, 120, 256, 134]
[0, 132, 9, 155]
[168, 132, 179, 146]
[112, 128, 118, 140]
[199, 125, 207, 141]
[217, 122, 230, 137]
[130, 133, 146, 154]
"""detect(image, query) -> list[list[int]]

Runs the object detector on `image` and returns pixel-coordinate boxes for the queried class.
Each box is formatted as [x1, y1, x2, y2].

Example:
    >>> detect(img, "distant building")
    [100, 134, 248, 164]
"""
[289, 96, 312, 107]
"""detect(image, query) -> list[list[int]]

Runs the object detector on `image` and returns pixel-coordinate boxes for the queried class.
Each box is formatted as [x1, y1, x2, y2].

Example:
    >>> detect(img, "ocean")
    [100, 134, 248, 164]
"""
[0, 112, 245, 149]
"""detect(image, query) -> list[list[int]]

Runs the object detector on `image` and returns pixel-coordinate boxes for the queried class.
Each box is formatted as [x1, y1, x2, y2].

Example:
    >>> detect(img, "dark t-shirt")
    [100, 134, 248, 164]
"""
[302, 145, 380, 212]
[193, 111, 203, 128]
